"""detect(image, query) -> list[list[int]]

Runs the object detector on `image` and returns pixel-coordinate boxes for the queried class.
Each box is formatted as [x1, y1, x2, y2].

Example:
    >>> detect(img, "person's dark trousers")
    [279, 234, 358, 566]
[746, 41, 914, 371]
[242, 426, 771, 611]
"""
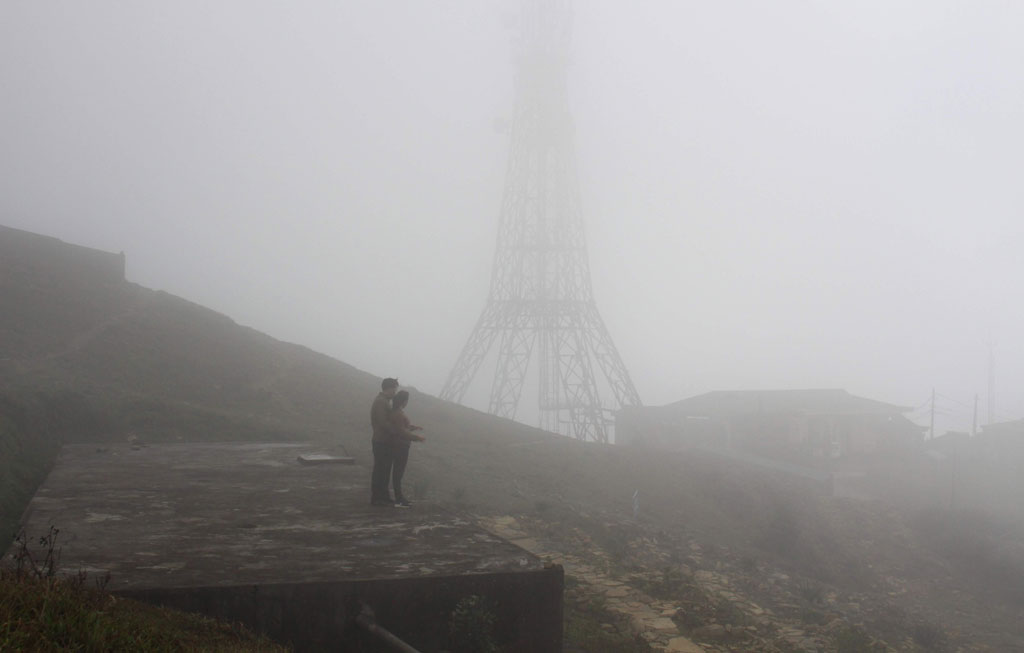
[392, 443, 411, 502]
[371, 440, 395, 503]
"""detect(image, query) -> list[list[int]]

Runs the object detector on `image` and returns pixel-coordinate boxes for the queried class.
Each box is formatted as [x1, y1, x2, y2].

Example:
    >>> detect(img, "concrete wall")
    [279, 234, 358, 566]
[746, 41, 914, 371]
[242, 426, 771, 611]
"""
[0, 224, 125, 286]
[118, 565, 564, 653]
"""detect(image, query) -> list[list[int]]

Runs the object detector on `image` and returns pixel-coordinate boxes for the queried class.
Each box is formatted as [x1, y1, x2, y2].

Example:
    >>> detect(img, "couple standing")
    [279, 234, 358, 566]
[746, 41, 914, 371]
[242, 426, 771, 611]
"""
[370, 377, 426, 507]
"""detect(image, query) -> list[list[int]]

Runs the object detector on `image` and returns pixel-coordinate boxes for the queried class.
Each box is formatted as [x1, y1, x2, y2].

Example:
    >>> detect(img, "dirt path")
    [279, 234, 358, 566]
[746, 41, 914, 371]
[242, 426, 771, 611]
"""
[478, 514, 845, 653]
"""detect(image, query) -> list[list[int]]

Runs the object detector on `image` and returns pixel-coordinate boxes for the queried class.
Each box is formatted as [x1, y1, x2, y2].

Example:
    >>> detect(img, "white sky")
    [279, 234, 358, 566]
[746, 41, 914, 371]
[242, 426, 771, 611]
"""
[2, 1, 1022, 435]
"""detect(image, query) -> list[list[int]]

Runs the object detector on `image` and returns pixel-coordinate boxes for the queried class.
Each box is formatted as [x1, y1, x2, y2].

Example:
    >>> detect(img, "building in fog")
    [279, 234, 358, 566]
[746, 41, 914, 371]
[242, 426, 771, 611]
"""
[616, 389, 923, 464]
[977, 418, 1024, 460]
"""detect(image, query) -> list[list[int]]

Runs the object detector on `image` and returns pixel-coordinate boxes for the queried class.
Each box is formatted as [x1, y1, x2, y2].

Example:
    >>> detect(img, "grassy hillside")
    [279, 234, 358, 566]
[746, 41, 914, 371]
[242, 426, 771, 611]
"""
[5, 242, 1024, 650]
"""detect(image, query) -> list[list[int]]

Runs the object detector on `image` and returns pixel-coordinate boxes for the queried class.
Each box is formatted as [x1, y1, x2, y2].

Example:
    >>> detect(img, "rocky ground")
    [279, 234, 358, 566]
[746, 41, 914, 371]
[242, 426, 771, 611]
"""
[477, 508, 1021, 653]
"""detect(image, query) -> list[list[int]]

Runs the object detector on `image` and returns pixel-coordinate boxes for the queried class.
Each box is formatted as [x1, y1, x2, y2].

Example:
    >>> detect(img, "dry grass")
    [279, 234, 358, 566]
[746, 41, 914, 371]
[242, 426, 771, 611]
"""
[0, 569, 288, 652]
[1, 527, 287, 652]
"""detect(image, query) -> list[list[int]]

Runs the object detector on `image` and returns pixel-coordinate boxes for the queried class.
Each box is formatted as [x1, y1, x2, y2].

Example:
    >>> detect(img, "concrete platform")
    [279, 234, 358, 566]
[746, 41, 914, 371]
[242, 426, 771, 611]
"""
[12, 442, 562, 652]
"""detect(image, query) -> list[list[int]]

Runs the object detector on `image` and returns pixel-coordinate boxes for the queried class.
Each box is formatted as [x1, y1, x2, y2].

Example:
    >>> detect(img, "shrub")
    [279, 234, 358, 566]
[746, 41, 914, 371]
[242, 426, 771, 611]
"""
[449, 595, 498, 653]
[757, 502, 799, 556]
[912, 621, 948, 651]
[796, 579, 825, 606]
[834, 625, 873, 653]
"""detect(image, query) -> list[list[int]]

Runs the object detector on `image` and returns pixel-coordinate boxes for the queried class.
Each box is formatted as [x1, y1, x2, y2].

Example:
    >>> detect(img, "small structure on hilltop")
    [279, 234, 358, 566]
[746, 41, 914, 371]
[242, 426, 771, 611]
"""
[616, 389, 924, 465]
[0, 224, 125, 285]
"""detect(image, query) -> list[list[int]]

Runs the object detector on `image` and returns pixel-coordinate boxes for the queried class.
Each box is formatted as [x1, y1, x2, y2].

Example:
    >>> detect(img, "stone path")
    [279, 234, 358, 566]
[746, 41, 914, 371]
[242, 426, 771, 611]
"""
[482, 515, 706, 652]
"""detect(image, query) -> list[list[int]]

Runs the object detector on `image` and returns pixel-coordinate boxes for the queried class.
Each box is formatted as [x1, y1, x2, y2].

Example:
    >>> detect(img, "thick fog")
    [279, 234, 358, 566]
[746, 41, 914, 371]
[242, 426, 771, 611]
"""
[2, 2, 1022, 434]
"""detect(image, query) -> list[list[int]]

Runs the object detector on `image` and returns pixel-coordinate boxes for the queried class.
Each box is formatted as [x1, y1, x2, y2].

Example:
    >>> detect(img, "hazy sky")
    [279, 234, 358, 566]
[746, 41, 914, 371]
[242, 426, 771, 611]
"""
[3, 1, 1023, 435]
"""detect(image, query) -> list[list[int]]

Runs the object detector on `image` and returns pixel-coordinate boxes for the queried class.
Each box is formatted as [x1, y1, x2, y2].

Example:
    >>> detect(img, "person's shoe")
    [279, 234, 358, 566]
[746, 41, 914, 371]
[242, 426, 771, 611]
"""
[394, 499, 411, 508]
[370, 498, 395, 507]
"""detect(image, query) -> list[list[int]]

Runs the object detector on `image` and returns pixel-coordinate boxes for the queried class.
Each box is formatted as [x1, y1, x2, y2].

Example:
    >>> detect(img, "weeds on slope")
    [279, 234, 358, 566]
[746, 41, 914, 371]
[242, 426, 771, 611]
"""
[1, 525, 287, 652]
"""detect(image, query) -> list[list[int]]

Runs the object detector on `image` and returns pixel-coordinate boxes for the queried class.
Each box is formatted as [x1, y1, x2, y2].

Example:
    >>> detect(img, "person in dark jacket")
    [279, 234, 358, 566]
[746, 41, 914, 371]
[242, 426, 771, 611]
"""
[369, 377, 400, 506]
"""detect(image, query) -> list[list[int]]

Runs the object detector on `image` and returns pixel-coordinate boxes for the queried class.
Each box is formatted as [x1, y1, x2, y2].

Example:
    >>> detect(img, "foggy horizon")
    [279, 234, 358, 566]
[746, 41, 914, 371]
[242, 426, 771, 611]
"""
[3, 1, 1023, 436]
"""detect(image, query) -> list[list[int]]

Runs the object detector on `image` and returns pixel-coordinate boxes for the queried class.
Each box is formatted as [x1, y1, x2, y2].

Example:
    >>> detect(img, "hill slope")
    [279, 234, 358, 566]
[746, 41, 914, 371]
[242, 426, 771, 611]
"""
[4, 236, 1024, 651]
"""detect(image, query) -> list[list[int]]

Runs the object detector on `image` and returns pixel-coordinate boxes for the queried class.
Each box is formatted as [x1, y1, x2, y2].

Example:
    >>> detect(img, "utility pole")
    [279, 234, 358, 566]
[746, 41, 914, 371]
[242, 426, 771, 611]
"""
[987, 341, 995, 424]
[950, 434, 957, 508]
[440, 0, 642, 443]
[971, 393, 978, 438]
[929, 388, 935, 440]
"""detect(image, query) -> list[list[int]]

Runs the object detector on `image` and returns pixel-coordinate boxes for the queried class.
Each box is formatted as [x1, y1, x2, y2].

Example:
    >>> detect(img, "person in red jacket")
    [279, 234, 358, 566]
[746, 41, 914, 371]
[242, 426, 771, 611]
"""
[388, 390, 425, 507]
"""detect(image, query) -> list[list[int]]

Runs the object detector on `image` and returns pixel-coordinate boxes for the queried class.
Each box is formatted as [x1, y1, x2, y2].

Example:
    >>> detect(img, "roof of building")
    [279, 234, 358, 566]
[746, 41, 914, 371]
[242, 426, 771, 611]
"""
[980, 418, 1024, 438]
[653, 389, 912, 417]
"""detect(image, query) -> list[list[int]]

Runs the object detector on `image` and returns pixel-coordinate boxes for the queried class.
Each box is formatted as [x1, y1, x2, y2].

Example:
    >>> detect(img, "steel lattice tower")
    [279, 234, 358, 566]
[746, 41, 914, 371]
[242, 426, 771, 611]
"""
[440, 0, 642, 443]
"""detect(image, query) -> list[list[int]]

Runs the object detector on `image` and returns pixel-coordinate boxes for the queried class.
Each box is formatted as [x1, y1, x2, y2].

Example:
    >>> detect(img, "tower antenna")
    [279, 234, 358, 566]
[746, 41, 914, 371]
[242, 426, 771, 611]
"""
[440, 0, 642, 442]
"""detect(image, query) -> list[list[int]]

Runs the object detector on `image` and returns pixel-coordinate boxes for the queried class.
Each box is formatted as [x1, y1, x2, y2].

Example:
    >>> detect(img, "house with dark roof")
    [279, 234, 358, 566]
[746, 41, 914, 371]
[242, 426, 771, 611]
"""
[616, 389, 924, 464]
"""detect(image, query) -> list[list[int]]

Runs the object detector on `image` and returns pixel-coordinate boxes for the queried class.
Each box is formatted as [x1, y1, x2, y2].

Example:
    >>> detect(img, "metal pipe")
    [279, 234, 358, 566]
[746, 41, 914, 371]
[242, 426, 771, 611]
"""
[353, 604, 423, 653]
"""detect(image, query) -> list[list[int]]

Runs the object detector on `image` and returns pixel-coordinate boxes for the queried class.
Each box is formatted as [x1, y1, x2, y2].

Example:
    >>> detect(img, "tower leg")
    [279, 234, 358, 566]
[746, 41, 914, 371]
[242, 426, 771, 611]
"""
[440, 304, 502, 403]
[489, 320, 536, 420]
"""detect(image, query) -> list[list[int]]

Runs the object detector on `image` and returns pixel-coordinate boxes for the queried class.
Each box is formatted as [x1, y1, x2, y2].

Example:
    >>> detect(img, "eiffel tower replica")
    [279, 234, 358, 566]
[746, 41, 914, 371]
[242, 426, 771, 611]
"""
[440, 0, 642, 443]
